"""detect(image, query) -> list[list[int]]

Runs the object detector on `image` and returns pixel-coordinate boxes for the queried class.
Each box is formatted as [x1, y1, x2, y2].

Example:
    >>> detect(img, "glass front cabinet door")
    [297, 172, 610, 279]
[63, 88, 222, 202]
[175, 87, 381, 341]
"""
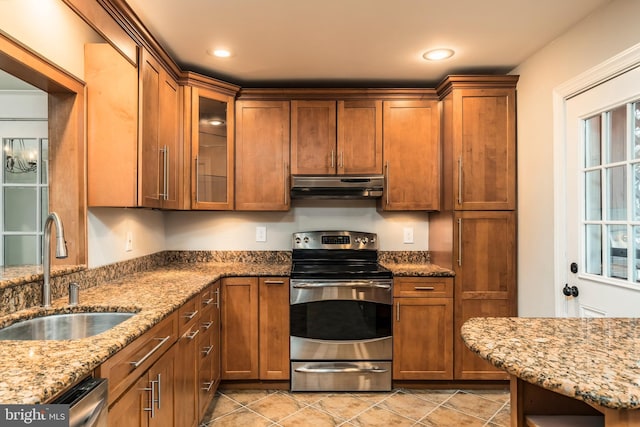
[190, 87, 235, 210]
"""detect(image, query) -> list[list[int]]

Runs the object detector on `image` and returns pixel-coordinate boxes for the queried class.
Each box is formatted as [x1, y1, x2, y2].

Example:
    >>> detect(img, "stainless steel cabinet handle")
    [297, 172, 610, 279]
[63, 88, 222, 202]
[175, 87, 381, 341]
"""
[293, 281, 391, 289]
[284, 162, 289, 205]
[201, 321, 213, 330]
[457, 156, 463, 205]
[264, 280, 285, 285]
[195, 156, 200, 203]
[142, 380, 156, 417]
[294, 366, 388, 374]
[160, 145, 169, 200]
[202, 345, 213, 356]
[156, 373, 162, 410]
[130, 335, 171, 368]
[202, 298, 214, 306]
[339, 151, 344, 168]
[202, 381, 214, 392]
[185, 329, 199, 340]
[385, 161, 390, 206]
[330, 150, 335, 168]
[214, 288, 220, 308]
[457, 218, 463, 266]
[396, 301, 400, 322]
[182, 310, 198, 320]
[414, 286, 435, 291]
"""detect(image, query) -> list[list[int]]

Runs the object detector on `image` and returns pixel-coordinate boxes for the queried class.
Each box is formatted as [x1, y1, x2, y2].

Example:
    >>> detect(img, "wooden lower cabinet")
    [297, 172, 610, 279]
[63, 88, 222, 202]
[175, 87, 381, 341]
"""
[221, 277, 290, 381]
[393, 277, 454, 380]
[105, 282, 221, 427]
[109, 345, 175, 427]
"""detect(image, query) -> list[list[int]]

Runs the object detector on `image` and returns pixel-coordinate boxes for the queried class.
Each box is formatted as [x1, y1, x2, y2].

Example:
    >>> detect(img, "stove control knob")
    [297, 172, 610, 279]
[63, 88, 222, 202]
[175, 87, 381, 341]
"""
[370, 237, 376, 243]
[355, 237, 361, 243]
[295, 237, 301, 244]
[361, 237, 369, 244]
[303, 237, 309, 243]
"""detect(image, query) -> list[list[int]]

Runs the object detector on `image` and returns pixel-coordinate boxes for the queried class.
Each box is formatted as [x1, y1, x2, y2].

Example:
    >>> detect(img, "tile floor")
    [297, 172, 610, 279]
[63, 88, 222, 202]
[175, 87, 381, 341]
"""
[200, 388, 510, 426]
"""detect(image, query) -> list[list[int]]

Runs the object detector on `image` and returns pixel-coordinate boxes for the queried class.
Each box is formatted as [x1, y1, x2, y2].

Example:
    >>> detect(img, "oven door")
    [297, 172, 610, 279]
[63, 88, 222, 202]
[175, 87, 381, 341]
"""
[290, 279, 392, 360]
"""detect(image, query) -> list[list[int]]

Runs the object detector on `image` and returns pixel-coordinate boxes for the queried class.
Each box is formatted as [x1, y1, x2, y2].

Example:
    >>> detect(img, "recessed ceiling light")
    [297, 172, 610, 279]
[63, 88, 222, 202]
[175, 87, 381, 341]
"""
[422, 48, 455, 61]
[209, 49, 231, 58]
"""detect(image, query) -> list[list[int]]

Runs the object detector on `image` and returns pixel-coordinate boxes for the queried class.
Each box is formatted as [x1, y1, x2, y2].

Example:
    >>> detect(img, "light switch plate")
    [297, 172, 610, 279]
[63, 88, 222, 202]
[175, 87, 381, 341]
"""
[403, 227, 414, 244]
[256, 226, 267, 242]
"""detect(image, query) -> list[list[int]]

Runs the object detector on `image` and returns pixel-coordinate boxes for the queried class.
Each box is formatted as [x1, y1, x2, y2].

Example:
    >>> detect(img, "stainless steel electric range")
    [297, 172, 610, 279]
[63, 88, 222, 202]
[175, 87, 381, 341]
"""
[289, 230, 393, 392]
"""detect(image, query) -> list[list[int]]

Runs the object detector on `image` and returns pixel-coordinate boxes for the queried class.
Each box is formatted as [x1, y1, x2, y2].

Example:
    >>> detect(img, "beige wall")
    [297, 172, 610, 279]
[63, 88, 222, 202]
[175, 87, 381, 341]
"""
[513, 0, 640, 316]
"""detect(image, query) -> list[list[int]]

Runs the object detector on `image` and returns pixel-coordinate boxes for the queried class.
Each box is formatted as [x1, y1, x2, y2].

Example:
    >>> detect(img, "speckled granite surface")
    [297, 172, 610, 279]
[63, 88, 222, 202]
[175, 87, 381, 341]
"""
[461, 317, 640, 410]
[0, 260, 290, 404]
[382, 262, 454, 277]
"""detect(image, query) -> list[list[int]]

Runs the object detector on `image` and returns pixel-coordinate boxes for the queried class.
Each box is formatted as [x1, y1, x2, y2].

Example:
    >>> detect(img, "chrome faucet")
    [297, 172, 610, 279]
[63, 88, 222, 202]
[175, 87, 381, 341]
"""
[42, 212, 68, 308]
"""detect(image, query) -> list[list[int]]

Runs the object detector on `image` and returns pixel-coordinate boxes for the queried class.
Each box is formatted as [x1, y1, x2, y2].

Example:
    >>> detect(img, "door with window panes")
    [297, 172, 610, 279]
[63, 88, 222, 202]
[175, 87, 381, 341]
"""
[565, 65, 640, 317]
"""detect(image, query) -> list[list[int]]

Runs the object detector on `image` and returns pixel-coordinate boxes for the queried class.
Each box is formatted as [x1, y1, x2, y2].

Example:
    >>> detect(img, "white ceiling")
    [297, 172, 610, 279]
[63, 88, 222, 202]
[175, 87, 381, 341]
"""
[125, 0, 612, 87]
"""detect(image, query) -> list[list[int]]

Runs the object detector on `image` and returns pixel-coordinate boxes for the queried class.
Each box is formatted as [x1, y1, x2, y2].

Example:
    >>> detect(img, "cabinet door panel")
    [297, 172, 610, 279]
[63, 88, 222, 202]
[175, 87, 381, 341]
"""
[108, 375, 148, 427]
[454, 211, 516, 299]
[149, 347, 174, 427]
[455, 299, 512, 380]
[191, 87, 235, 210]
[259, 277, 290, 379]
[454, 88, 516, 210]
[221, 277, 258, 379]
[85, 43, 138, 207]
[158, 73, 181, 209]
[139, 48, 161, 208]
[235, 101, 290, 210]
[291, 101, 336, 175]
[338, 100, 382, 175]
[393, 297, 453, 379]
[381, 100, 440, 210]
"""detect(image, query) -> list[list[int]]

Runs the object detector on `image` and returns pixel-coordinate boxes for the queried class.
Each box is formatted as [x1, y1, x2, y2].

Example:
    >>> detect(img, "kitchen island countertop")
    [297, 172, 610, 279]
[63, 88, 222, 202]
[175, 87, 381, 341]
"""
[461, 316, 640, 410]
[0, 261, 289, 404]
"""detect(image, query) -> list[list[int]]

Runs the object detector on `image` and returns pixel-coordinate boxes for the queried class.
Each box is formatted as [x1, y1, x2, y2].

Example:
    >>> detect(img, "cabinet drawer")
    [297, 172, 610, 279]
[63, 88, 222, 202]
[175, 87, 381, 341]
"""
[393, 277, 453, 298]
[178, 294, 200, 336]
[200, 284, 219, 310]
[199, 305, 215, 361]
[96, 311, 178, 405]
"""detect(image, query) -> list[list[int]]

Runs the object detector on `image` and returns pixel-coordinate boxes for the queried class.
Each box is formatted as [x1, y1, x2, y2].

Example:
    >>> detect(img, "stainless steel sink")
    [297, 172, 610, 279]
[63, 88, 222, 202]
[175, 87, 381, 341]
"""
[0, 312, 136, 340]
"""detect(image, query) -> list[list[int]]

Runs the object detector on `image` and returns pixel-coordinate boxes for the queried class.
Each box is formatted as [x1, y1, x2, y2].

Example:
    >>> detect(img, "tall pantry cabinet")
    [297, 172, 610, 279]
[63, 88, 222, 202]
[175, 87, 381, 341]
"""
[429, 75, 518, 380]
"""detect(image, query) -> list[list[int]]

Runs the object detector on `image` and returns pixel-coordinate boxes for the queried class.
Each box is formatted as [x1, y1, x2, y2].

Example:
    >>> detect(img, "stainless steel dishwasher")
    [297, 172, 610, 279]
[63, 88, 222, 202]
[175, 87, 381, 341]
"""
[52, 377, 108, 427]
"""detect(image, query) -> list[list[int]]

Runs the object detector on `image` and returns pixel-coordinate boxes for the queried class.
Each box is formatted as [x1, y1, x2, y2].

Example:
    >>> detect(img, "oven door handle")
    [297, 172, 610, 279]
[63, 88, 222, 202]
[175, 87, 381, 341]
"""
[294, 366, 388, 374]
[292, 281, 391, 289]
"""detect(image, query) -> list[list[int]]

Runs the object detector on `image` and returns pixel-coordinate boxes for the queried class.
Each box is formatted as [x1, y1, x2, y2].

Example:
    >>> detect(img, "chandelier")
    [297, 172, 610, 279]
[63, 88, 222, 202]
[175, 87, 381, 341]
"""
[4, 138, 37, 174]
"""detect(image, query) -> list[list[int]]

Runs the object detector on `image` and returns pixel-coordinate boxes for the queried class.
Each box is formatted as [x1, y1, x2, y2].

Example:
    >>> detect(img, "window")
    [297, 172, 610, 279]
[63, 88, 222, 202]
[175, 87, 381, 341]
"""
[1, 137, 48, 265]
[583, 100, 640, 282]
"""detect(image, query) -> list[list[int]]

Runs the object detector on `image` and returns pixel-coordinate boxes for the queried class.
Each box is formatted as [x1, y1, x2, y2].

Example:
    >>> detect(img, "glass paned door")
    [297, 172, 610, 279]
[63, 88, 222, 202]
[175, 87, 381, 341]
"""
[565, 63, 640, 317]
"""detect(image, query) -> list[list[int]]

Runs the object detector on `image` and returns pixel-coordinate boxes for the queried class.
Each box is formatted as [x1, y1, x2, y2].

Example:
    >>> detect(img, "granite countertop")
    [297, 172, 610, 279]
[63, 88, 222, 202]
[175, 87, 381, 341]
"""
[382, 262, 454, 277]
[0, 261, 290, 404]
[461, 317, 640, 410]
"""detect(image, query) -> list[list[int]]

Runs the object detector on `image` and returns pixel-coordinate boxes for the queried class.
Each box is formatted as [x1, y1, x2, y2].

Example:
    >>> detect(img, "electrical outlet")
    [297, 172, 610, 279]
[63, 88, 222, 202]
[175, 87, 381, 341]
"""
[403, 227, 414, 244]
[125, 231, 133, 252]
[256, 226, 267, 242]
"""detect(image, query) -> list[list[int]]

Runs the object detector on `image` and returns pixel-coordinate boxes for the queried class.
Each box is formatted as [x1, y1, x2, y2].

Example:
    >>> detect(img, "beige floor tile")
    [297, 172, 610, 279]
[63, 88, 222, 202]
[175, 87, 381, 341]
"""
[418, 406, 486, 427]
[312, 395, 373, 420]
[347, 391, 395, 404]
[376, 392, 438, 421]
[203, 394, 243, 422]
[221, 389, 272, 405]
[289, 391, 332, 405]
[468, 389, 510, 404]
[488, 404, 511, 427]
[247, 393, 308, 422]
[442, 391, 504, 421]
[349, 406, 416, 427]
[207, 408, 273, 427]
[279, 406, 346, 427]
[403, 389, 457, 404]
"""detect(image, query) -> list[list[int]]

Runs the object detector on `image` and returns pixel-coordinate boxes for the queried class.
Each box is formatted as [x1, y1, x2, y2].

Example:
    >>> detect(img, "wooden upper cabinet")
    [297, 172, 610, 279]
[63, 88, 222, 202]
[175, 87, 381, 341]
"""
[337, 100, 383, 175]
[139, 48, 183, 209]
[439, 77, 518, 210]
[291, 99, 382, 176]
[380, 100, 440, 211]
[235, 100, 290, 211]
[189, 87, 235, 210]
[85, 43, 138, 207]
[291, 100, 336, 175]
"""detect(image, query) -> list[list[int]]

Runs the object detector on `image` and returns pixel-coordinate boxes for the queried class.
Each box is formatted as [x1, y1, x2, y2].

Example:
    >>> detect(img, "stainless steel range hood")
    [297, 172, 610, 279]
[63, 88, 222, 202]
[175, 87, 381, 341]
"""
[290, 175, 384, 199]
